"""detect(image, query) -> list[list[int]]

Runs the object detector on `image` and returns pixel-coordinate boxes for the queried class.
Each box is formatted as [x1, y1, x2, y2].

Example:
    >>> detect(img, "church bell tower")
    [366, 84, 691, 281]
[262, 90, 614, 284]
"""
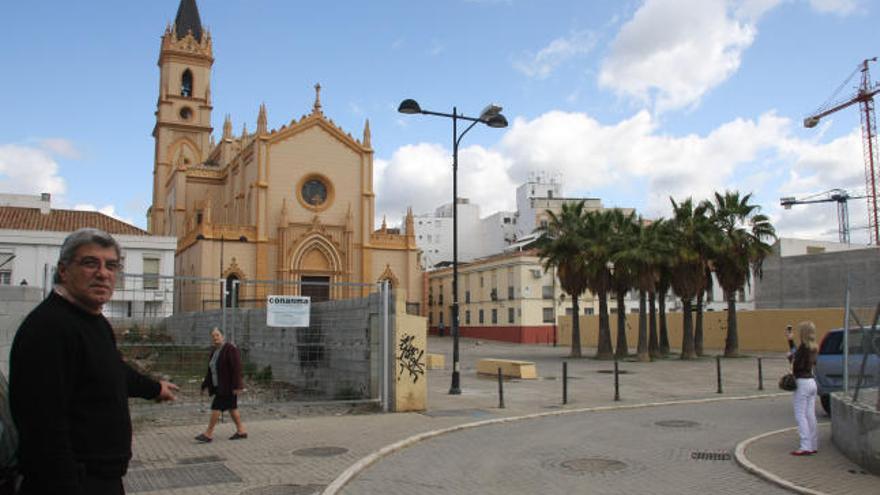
[150, 0, 213, 235]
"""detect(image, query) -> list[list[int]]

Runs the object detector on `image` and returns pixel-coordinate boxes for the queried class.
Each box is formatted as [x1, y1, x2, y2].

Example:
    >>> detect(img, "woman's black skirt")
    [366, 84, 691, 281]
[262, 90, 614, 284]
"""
[211, 393, 238, 411]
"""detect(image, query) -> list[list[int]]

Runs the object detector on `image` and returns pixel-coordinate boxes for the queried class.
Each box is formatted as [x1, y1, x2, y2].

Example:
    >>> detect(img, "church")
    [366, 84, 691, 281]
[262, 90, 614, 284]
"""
[149, 0, 423, 311]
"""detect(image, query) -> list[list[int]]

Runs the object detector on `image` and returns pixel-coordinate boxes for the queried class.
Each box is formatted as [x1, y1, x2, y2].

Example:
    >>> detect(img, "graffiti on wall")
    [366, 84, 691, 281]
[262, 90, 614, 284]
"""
[397, 332, 425, 383]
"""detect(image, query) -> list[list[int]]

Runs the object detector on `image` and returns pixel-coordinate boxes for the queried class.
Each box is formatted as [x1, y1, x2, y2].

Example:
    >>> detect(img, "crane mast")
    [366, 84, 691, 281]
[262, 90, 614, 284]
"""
[804, 58, 880, 245]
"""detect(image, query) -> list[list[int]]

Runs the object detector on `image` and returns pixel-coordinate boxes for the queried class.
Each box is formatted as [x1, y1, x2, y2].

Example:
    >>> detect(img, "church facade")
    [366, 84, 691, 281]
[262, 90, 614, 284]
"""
[149, 0, 422, 311]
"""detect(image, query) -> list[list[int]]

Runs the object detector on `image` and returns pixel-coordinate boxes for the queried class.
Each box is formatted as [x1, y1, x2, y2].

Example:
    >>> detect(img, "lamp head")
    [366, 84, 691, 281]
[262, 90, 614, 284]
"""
[479, 104, 503, 119]
[485, 114, 508, 128]
[398, 99, 422, 114]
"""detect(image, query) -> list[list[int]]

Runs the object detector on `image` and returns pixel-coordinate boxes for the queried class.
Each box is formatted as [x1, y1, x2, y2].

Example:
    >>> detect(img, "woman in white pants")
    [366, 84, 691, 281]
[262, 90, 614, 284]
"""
[786, 321, 819, 456]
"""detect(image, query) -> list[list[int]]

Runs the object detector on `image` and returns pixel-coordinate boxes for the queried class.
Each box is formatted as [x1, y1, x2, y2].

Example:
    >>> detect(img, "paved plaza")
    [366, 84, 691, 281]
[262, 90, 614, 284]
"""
[127, 336, 878, 494]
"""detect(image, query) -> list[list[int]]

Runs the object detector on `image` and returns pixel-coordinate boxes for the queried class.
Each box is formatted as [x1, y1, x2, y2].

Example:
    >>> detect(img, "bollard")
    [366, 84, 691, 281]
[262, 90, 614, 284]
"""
[613, 359, 620, 401]
[757, 357, 764, 391]
[563, 362, 568, 405]
[497, 367, 505, 409]
[716, 355, 723, 394]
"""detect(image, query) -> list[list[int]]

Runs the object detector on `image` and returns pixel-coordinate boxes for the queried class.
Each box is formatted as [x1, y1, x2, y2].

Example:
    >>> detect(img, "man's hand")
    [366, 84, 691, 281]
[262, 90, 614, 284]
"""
[156, 380, 179, 402]
[233, 388, 244, 396]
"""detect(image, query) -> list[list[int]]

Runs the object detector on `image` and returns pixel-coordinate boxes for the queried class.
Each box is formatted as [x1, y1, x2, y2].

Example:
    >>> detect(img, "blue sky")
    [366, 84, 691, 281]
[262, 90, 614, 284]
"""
[1, 0, 877, 244]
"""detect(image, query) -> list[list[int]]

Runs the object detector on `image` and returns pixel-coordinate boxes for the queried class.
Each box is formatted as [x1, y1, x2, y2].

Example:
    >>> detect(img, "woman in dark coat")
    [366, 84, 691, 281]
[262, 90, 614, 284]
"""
[195, 327, 247, 442]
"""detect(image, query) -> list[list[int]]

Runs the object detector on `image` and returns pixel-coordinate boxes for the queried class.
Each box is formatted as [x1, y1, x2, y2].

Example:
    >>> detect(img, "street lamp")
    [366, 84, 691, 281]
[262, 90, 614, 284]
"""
[398, 98, 508, 395]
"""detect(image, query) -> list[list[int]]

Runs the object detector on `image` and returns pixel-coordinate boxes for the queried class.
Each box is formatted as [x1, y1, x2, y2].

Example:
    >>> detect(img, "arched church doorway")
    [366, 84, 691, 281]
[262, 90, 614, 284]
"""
[301, 275, 330, 303]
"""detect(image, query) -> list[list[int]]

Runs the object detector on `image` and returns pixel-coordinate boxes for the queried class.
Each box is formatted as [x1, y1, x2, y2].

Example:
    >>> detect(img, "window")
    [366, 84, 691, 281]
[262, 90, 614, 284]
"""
[439, 292, 444, 306]
[542, 285, 553, 299]
[465, 290, 471, 303]
[480, 276, 484, 288]
[465, 310, 471, 325]
[114, 256, 127, 290]
[585, 308, 594, 315]
[428, 313, 433, 325]
[181, 69, 193, 97]
[439, 311, 444, 325]
[507, 286, 514, 300]
[225, 274, 240, 307]
[565, 308, 573, 316]
[479, 309, 484, 324]
[491, 309, 498, 324]
[508, 308, 515, 323]
[490, 288, 498, 301]
[0, 252, 13, 286]
[143, 257, 160, 290]
[543, 307, 555, 323]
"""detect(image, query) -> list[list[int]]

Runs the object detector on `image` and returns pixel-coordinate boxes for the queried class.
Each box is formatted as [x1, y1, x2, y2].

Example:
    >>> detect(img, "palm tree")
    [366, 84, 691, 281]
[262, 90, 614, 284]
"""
[668, 197, 712, 360]
[707, 191, 777, 357]
[656, 258, 673, 356]
[614, 217, 668, 362]
[608, 209, 638, 360]
[535, 201, 591, 358]
[582, 210, 615, 360]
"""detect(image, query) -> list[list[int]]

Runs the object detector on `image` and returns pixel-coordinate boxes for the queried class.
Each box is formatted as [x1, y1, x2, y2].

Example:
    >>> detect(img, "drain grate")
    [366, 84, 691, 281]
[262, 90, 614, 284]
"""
[291, 446, 348, 457]
[691, 451, 731, 461]
[421, 408, 493, 418]
[239, 484, 325, 495]
[596, 369, 630, 374]
[124, 463, 241, 492]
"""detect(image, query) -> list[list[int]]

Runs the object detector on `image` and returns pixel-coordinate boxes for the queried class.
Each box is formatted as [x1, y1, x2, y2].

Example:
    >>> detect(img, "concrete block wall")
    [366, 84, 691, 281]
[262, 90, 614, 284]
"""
[0, 286, 44, 376]
[163, 293, 382, 400]
[756, 248, 880, 309]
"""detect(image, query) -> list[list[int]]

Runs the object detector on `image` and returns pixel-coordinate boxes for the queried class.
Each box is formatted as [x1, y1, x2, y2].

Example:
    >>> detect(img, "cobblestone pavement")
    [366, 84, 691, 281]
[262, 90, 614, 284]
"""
[127, 337, 877, 494]
[340, 397, 800, 495]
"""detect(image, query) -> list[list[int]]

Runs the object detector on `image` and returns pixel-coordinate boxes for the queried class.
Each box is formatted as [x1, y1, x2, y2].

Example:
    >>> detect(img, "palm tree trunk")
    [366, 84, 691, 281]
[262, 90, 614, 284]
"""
[615, 291, 629, 359]
[648, 290, 660, 359]
[596, 287, 613, 359]
[724, 295, 739, 357]
[694, 290, 704, 357]
[680, 298, 697, 359]
[570, 295, 582, 358]
[637, 289, 649, 361]
[658, 288, 670, 356]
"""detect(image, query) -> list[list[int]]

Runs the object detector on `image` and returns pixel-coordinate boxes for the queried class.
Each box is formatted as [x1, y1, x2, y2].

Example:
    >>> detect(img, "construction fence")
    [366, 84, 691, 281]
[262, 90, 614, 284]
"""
[109, 273, 394, 412]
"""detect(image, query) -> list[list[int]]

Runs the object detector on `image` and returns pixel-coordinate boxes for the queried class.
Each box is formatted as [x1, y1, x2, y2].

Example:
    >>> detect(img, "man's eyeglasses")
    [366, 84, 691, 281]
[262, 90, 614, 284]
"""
[72, 257, 124, 273]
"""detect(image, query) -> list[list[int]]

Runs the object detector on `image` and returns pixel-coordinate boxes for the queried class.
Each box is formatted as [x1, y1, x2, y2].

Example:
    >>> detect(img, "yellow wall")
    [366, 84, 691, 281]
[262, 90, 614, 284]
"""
[557, 308, 847, 352]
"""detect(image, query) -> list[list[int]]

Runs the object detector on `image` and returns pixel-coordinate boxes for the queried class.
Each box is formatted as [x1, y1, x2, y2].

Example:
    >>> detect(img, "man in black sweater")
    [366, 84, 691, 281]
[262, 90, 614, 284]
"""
[9, 228, 178, 495]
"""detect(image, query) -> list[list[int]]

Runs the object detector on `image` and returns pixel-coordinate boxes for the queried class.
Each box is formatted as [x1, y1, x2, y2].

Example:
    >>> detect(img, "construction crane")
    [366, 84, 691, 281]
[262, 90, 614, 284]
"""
[804, 58, 880, 245]
[780, 189, 867, 244]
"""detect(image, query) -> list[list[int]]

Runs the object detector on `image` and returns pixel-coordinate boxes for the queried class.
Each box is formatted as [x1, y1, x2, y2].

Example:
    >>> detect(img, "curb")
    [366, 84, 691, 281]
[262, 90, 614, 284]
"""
[734, 424, 830, 495]
[322, 392, 788, 494]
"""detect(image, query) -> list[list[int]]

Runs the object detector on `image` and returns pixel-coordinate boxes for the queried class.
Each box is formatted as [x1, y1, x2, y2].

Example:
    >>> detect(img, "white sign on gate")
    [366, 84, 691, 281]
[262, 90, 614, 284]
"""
[266, 295, 310, 327]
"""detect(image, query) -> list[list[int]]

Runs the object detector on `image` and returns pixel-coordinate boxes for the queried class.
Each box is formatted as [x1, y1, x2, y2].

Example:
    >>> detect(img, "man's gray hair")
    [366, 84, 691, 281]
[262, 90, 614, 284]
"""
[53, 228, 121, 283]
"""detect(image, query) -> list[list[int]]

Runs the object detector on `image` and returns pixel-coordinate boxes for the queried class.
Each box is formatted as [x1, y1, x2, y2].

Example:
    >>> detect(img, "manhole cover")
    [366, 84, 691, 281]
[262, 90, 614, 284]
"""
[291, 446, 348, 457]
[239, 484, 325, 495]
[178, 454, 225, 465]
[691, 451, 731, 461]
[655, 420, 699, 428]
[125, 463, 241, 492]
[542, 457, 628, 475]
[596, 369, 630, 374]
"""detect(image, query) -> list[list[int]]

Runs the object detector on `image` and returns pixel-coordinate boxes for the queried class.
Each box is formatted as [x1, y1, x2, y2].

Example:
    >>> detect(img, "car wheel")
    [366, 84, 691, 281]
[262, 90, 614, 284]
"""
[820, 394, 831, 416]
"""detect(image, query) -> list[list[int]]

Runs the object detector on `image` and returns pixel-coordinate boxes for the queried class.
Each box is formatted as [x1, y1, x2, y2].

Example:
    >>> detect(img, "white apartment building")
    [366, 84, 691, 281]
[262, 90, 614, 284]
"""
[0, 193, 177, 320]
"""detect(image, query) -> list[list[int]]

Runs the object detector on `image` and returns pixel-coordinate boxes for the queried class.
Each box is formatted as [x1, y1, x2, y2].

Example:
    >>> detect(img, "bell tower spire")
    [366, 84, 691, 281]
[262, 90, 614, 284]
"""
[150, 0, 214, 236]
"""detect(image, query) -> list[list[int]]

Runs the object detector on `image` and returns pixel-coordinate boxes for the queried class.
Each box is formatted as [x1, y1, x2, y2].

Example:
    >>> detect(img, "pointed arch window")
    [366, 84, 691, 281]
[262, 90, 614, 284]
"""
[225, 274, 239, 308]
[181, 69, 193, 97]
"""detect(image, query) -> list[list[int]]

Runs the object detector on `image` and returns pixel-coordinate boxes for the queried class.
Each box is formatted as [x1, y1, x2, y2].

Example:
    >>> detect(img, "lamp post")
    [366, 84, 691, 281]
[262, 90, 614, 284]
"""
[398, 98, 508, 395]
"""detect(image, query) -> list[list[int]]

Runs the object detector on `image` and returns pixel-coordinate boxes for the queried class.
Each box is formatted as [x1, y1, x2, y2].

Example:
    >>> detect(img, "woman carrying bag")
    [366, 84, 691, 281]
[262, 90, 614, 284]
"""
[785, 321, 819, 456]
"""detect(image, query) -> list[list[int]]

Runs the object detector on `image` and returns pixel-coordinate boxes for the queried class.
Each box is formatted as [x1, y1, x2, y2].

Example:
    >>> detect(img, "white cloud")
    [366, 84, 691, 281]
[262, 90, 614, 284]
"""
[514, 30, 597, 79]
[39, 138, 82, 160]
[598, 0, 783, 113]
[808, 0, 860, 16]
[377, 109, 869, 243]
[0, 144, 67, 196]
